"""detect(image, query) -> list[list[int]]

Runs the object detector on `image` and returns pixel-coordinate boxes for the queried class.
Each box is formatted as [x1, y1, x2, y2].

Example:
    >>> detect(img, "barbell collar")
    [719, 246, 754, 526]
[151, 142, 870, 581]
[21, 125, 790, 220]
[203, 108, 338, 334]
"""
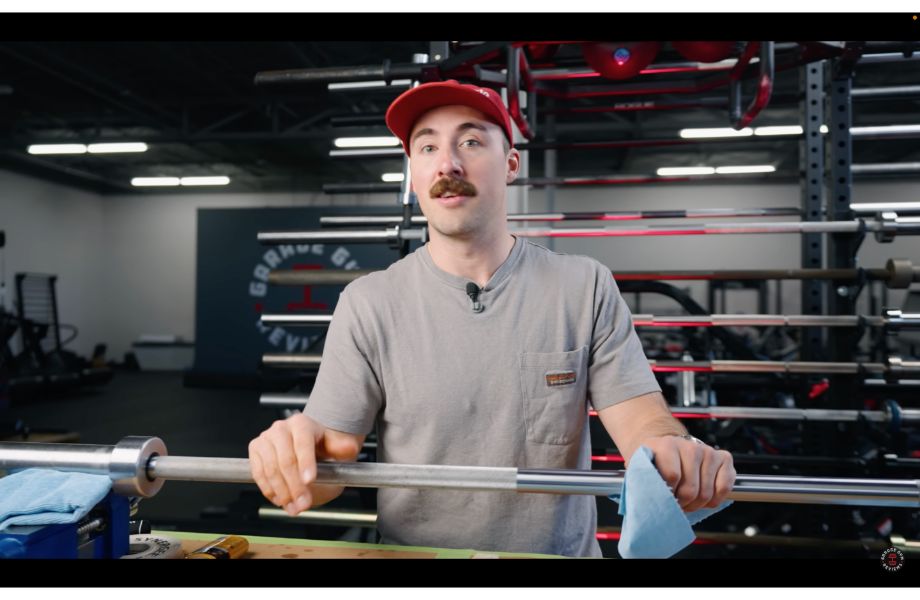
[885, 258, 916, 289]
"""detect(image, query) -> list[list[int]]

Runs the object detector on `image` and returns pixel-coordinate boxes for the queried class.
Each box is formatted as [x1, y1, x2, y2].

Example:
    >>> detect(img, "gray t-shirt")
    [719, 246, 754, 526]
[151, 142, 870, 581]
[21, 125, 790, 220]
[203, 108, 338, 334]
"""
[304, 235, 660, 557]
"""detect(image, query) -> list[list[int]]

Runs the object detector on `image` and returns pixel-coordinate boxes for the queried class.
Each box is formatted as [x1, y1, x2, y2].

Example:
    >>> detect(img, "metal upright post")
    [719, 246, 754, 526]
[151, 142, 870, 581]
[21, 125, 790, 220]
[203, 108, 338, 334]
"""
[397, 51, 432, 258]
[800, 60, 825, 362]
[826, 50, 864, 408]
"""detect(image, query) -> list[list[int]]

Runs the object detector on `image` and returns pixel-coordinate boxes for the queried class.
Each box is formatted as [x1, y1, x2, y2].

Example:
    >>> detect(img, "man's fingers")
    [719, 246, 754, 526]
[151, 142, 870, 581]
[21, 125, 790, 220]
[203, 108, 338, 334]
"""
[673, 441, 704, 509]
[290, 416, 318, 511]
[682, 448, 719, 512]
[650, 439, 683, 492]
[248, 441, 275, 505]
[253, 421, 297, 512]
[706, 451, 737, 508]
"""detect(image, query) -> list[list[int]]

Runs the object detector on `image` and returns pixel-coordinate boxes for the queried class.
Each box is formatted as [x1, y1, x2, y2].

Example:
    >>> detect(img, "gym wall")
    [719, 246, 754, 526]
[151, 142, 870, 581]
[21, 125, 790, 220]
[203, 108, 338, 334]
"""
[0, 169, 107, 358]
[3, 166, 919, 364]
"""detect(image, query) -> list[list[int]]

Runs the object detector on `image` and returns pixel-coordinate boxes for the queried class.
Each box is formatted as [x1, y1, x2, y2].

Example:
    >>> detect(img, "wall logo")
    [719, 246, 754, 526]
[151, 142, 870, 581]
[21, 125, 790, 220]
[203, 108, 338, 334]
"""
[881, 547, 905, 572]
[248, 243, 360, 352]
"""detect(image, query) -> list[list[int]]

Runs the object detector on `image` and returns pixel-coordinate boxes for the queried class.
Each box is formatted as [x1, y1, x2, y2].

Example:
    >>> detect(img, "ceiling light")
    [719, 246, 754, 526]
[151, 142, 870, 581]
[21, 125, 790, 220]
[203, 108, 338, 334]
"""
[28, 144, 87, 155]
[180, 176, 230, 186]
[679, 128, 753, 139]
[334, 137, 400, 148]
[754, 126, 803, 136]
[381, 173, 405, 183]
[87, 142, 148, 154]
[688, 124, 828, 137]
[850, 124, 920, 135]
[715, 165, 776, 174]
[657, 166, 716, 176]
[131, 177, 180, 187]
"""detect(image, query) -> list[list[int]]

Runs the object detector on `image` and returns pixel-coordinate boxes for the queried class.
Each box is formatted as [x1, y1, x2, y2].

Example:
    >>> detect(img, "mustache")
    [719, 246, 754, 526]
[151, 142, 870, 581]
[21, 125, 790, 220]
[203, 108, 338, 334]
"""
[429, 176, 477, 198]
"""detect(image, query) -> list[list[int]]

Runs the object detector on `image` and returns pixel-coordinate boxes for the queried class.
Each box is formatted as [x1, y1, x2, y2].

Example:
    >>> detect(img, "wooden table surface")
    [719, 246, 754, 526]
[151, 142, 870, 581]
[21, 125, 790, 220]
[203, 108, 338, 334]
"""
[167, 531, 561, 559]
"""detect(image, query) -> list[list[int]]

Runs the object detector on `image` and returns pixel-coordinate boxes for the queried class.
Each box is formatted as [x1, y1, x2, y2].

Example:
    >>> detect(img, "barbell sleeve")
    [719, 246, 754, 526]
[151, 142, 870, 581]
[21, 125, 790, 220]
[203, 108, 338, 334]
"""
[0, 436, 166, 497]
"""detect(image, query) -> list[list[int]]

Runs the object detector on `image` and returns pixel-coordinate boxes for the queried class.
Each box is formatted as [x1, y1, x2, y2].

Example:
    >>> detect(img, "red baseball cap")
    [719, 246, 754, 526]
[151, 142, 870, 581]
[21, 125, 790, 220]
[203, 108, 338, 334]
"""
[385, 80, 514, 155]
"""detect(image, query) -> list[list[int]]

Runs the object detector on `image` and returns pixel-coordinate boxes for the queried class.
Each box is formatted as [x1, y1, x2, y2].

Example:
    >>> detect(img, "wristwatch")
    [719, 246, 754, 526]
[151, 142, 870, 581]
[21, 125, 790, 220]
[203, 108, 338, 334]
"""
[674, 434, 704, 445]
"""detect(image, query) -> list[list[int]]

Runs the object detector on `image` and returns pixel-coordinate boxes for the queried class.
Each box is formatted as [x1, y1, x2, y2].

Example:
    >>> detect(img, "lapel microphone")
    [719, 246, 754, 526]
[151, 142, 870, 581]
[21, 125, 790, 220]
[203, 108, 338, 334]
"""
[465, 282, 484, 313]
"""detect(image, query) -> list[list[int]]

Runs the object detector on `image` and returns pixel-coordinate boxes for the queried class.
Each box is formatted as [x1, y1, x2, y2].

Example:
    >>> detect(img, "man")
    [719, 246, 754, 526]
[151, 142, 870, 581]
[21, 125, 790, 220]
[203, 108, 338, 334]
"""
[249, 80, 735, 557]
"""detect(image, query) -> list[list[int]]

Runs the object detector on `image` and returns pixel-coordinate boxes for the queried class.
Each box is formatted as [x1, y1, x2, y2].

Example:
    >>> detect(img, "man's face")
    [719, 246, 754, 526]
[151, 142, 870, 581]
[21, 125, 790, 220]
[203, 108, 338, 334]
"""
[408, 104, 519, 240]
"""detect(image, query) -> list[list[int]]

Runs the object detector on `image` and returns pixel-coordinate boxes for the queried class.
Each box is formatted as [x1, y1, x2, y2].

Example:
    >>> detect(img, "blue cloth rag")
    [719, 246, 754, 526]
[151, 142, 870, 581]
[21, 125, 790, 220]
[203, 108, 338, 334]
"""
[609, 446, 732, 559]
[0, 468, 112, 532]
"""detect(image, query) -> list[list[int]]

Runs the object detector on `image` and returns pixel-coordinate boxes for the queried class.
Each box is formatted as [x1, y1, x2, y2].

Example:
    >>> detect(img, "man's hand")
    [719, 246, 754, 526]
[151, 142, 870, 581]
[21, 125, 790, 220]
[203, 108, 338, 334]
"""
[638, 435, 736, 512]
[597, 392, 736, 512]
[248, 412, 364, 516]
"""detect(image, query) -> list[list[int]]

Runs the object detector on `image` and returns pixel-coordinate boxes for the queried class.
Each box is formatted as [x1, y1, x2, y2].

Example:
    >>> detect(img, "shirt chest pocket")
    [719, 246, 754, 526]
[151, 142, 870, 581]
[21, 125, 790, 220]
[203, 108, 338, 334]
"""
[519, 345, 589, 445]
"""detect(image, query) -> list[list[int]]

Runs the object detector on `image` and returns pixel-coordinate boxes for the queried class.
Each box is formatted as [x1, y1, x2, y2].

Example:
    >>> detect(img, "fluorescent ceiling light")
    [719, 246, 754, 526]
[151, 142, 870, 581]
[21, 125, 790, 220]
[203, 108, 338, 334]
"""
[28, 144, 87, 155]
[679, 128, 753, 139]
[715, 165, 776, 174]
[850, 124, 920, 135]
[180, 176, 230, 186]
[328, 79, 412, 91]
[87, 142, 148, 154]
[381, 173, 405, 183]
[334, 136, 400, 148]
[754, 126, 803, 136]
[132, 177, 180, 187]
[657, 166, 716, 176]
[687, 124, 829, 138]
[851, 201, 920, 212]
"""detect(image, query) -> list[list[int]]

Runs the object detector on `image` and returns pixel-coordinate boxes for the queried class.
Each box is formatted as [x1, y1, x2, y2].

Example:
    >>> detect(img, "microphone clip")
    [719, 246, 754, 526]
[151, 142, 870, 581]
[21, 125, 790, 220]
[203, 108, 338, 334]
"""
[465, 282, 484, 313]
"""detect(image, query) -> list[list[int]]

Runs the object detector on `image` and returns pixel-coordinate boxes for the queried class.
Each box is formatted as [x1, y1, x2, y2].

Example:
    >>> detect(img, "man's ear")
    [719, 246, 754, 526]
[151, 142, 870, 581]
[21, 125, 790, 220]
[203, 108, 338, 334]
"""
[506, 148, 521, 184]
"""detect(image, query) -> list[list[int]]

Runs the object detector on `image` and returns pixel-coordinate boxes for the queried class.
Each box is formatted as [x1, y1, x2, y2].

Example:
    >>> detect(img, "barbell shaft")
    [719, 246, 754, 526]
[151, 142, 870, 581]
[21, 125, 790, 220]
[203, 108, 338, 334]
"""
[262, 354, 323, 367]
[634, 314, 884, 327]
[261, 353, 919, 375]
[260, 314, 332, 326]
[133, 458, 920, 507]
[317, 207, 803, 227]
[258, 228, 425, 245]
[258, 219, 920, 245]
[259, 394, 919, 424]
[268, 270, 374, 286]
[266, 261, 919, 289]
[671, 406, 920, 422]
[259, 313, 903, 329]
[1, 440, 918, 507]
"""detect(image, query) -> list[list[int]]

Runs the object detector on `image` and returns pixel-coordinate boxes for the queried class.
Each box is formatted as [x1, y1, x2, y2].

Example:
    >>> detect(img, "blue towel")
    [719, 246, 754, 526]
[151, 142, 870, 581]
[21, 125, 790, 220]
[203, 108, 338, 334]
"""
[0, 469, 112, 532]
[610, 446, 732, 559]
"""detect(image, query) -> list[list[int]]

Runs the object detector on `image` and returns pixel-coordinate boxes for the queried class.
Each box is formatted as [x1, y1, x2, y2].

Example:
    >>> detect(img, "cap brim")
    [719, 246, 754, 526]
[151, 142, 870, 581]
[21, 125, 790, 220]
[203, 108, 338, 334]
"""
[386, 84, 510, 154]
